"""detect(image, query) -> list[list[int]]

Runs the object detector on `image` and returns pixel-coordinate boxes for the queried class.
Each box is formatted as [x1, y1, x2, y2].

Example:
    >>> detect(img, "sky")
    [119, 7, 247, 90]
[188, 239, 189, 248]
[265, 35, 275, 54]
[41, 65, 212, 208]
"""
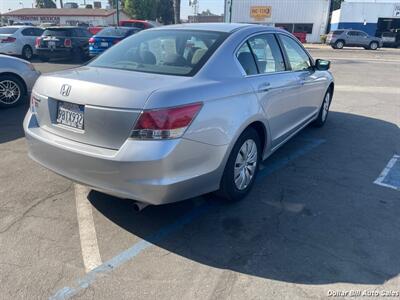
[0, 0, 225, 19]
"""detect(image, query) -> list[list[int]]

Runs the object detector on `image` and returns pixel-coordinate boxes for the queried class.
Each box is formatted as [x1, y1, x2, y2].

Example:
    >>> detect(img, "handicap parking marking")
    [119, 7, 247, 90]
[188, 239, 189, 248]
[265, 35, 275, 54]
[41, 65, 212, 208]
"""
[50, 137, 325, 300]
[374, 154, 400, 191]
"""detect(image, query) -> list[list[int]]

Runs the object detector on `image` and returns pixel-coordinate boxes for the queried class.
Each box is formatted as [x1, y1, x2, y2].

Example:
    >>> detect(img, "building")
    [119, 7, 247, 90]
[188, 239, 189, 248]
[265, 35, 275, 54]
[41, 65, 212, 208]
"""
[188, 14, 224, 23]
[224, 0, 331, 43]
[331, 0, 400, 37]
[3, 8, 129, 27]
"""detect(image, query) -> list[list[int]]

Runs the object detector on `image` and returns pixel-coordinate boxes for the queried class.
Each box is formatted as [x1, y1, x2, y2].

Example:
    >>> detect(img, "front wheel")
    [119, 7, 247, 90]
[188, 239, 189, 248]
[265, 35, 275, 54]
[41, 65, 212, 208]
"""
[313, 89, 332, 127]
[216, 127, 261, 202]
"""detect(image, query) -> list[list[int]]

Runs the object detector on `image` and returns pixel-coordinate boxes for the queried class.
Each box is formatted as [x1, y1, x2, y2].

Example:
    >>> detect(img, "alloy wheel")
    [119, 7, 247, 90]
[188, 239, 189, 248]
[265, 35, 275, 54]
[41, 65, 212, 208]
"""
[234, 139, 258, 190]
[0, 80, 21, 105]
[322, 92, 330, 122]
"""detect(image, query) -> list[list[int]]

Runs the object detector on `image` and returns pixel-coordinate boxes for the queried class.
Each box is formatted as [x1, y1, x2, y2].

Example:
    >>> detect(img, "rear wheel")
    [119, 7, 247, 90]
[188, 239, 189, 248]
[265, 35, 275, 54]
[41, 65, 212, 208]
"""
[334, 40, 344, 49]
[217, 127, 261, 202]
[313, 89, 332, 127]
[0, 75, 26, 108]
[369, 41, 378, 50]
[22, 45, 33, 60]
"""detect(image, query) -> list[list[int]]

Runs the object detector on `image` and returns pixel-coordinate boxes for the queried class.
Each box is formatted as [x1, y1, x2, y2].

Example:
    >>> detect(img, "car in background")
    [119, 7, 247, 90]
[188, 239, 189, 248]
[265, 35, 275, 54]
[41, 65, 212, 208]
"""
[88, 26, 105, 35]
[0, 26, 44, 60]
[119, 20, 156, 30]
[89, 27, 141, 56]
[0, 54, 40, 108]
[24, 24, 334, 207]
[382, 31, 400, 48]
[326, 29, 382, 50]
[35, 26, 92, 62]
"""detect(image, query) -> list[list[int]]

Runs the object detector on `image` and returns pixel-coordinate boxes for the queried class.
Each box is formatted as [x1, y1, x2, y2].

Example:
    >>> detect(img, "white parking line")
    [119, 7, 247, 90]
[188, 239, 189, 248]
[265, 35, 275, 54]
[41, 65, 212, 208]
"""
[374, 155, 400, 191]
[336, 85, 400, 94]
[75, 184, 102, 272]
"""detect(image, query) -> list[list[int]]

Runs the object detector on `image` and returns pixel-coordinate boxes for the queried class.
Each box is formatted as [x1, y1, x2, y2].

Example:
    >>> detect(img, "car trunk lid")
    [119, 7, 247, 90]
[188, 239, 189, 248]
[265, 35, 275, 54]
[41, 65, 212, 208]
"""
[33, 66, 189, 149]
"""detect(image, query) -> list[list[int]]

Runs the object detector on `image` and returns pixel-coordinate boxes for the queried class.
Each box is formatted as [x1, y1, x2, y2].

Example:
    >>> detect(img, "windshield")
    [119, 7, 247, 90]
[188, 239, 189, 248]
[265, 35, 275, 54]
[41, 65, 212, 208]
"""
[0, 28, 18, 34]
[43, 29, 71, 37]
[89, 29, 227, 76]
[97, 27, 133, 37]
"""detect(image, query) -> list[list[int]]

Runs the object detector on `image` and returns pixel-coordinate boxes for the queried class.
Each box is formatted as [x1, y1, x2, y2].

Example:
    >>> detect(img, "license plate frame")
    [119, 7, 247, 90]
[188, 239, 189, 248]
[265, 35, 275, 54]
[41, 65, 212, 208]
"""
[100, 42, 109, 48]
[56, 101, 85, 130]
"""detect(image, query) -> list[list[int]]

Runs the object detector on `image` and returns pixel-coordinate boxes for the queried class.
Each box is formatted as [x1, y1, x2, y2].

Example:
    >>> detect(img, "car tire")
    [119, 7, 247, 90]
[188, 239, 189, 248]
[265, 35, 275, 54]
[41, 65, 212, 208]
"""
[22, 45, 33, 60]
[334, 40, 344, 49]
[39, 56, 49, 62]
[0, 74, 26, 108]
[313, 89, 332, 128]
[369, 41, 379, 50]
[216, 127, 261, 202]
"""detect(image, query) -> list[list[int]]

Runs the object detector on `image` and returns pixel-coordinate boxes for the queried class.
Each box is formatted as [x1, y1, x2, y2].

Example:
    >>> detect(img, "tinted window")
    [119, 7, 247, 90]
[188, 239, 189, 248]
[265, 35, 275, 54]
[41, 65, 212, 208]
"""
[0, 27, 18, 34]
[43, 29, 71, 37]
[89, 30, 227, 76]
[276, 24, 294, 33]
[21, 28, 35, 36]
[248, 34, 285, 73]
[97, 27, 133, 37]
[33, 28, 44, 36]
[279, 35, 311, 71]
[347, 31, 358, 36]
[332, 30, 344, 35]
[236, 42, 258, 75]
[294, 23, 313, 34]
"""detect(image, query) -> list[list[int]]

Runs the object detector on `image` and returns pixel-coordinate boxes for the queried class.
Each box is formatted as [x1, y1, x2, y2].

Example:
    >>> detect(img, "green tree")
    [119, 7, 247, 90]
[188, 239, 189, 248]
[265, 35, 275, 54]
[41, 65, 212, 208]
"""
[35, 0, 57, 8]
[125, 0, 158, 20]
[157, 0, 174, 24]
[332, 0, 344, 10]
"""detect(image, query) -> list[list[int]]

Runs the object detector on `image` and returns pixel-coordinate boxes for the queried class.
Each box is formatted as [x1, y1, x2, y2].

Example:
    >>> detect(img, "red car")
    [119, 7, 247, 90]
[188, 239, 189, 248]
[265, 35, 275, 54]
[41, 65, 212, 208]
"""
[118, 20, 156, 30]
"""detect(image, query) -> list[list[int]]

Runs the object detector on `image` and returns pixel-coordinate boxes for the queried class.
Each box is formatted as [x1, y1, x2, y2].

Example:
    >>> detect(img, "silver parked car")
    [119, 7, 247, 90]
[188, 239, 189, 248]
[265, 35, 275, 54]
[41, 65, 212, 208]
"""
[24, 23, 334, 206]
[326, 29, 382, 50]
[0, 55, 40, 107]
[0, 26, 44, 60]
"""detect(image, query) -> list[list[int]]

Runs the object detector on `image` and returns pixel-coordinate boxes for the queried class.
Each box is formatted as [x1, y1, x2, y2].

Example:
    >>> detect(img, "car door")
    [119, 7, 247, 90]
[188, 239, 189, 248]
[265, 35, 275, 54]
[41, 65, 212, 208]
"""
[278, 33, 327, 125]
[346, 31, 359, 46]
[236, 33, 301, 147]
[357, 31, 369, 47]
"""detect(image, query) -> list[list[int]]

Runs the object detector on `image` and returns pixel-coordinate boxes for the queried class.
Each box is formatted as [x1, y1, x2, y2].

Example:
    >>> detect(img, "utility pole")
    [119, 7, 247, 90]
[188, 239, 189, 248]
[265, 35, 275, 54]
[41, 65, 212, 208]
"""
[116, 0, 120, 25]
[229, 0, 233, 23]
[59, 0, 63, 8]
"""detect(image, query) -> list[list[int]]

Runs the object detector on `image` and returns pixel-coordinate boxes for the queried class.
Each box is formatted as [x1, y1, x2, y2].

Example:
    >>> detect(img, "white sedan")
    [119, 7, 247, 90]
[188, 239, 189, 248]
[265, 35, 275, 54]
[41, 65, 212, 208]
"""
[0, 26, 44, 60]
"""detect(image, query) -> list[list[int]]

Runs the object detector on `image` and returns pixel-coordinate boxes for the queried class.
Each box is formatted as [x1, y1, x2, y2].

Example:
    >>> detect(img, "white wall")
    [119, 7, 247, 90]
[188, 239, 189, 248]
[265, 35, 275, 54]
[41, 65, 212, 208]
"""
[225, 0, 331, 43]
[339, 2, 399, 23]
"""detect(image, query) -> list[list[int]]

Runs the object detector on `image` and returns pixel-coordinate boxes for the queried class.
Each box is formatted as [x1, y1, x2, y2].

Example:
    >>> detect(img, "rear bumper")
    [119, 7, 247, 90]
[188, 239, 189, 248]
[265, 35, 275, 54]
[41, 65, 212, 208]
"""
[89, 47, 105, 56]
[36, 48, 72, 58]
[24, 112, 228, 205]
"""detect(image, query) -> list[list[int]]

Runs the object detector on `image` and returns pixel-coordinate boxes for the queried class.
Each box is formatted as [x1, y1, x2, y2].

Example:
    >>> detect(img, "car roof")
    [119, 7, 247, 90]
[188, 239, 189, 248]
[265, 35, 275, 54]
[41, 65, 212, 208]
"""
[152, 23, 283, 33]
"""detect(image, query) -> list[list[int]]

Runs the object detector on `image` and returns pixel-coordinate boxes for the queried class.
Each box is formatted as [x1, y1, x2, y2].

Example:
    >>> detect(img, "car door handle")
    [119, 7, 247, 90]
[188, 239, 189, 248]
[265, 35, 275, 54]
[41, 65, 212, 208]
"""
[257, 82, 271, 93]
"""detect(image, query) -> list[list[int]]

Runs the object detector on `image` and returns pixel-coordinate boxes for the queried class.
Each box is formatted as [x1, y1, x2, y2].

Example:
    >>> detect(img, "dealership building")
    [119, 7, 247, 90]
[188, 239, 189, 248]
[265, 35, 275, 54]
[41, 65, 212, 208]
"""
[331, 0, 400, 36]
[3, 8, 129, 26]
[224, 0, 331, 42]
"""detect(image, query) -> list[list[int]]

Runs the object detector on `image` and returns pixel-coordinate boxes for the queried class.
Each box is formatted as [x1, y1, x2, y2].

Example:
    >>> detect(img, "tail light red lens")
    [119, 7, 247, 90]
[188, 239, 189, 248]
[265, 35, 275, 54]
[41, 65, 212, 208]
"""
[35, 37, 41, 48]
[131, 102, 202, 139]
[64, 39, 72, 47]
[88, 37, 95, 44]
[1, 37, 16, 43]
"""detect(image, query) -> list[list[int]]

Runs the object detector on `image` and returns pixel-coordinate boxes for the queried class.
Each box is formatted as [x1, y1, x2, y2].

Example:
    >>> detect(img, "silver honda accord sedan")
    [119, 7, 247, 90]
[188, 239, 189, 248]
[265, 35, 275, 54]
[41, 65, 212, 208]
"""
[24, 23, 334, 205]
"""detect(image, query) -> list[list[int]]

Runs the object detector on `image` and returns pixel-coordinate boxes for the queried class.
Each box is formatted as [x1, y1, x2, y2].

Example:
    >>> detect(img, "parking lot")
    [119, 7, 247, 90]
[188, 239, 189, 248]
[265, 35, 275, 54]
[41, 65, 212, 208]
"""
[1, 45, 399, 300]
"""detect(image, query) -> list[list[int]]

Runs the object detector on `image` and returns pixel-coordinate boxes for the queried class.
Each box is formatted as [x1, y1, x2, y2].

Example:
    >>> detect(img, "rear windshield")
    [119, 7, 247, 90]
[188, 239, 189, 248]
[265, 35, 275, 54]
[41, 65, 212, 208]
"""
[89, 29, 227, 76]
[43, 29, 71, 37]
[97, 27, 134, 37]
[0, 28, 18, 34]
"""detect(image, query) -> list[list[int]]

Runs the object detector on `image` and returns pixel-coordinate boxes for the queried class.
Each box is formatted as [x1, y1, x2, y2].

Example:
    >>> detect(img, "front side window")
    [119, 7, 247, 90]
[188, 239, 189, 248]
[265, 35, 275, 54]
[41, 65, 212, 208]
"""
[248, 34, 285, 73]
[89, 30, 227, 76]
[279, 34, 311, 71]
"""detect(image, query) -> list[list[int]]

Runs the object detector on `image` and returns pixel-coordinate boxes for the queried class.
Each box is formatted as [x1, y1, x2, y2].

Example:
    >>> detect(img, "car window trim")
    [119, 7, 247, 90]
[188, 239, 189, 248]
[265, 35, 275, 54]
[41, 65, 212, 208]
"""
[276, 32, 315, 73]
[234, 31, 291, 77]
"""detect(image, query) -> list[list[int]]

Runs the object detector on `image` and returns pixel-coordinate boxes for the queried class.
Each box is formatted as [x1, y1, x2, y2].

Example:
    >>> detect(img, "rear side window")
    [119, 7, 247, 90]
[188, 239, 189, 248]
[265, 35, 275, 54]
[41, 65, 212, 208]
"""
[236, 42, 258, 75]
[247, 34, 285, 73]
[22, 28, 35, 36]
[97, 27, 132, 37]
[279, 34, 311, 71]
[332, 30, 344, 35]
[0, 28, 18, 34]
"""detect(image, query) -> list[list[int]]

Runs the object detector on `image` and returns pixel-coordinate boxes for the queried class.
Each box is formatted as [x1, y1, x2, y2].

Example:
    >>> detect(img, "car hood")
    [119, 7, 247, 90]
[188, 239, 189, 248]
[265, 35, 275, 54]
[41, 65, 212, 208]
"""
[33, 66, 191, 109]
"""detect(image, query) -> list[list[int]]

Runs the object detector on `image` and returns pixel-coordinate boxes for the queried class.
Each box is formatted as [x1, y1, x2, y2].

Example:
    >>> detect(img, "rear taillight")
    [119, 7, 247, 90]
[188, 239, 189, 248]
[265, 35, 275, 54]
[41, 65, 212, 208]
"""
[30, 94, 40, 114]
[88, 37, 95, 44]
[113, 39, 121, 44]
[64, 39, 72, 47]
[1, 37, 16, 43]
[35, 37, 41, 48]
[131, 103, 202, 140]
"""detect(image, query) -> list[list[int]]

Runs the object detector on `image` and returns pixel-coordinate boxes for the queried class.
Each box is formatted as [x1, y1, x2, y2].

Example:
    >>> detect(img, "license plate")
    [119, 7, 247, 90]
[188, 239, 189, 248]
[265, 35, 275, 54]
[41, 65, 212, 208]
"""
[57, 101, 84, 130]
[101, 42, 109, 48]
[48, 41, 56, 48]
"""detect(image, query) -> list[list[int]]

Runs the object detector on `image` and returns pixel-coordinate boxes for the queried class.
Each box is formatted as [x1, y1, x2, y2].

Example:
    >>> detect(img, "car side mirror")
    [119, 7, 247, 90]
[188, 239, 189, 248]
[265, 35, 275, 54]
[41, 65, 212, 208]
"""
[315, 59, 330, 71]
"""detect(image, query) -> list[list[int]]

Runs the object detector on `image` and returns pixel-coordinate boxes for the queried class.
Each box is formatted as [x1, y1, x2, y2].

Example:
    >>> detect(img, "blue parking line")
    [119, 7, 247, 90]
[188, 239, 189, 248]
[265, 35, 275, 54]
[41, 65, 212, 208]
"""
[50, 137, 325, 300]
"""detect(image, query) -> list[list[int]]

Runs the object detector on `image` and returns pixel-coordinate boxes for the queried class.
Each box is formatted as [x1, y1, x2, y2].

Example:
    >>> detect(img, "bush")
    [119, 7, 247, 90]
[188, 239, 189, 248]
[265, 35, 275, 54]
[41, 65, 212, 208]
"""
[320, 34, 327, 44]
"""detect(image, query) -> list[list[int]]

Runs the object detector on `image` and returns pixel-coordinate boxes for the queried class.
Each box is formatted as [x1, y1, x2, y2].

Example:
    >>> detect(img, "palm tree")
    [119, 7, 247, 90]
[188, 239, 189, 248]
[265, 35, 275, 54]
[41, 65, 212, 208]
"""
[173, 0, 180, 23]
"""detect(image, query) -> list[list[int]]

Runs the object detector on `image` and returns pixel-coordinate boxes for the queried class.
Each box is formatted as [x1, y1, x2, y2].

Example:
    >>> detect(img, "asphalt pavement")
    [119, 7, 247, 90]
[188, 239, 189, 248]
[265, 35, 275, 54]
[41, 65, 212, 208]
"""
[1, 46, 399, 300]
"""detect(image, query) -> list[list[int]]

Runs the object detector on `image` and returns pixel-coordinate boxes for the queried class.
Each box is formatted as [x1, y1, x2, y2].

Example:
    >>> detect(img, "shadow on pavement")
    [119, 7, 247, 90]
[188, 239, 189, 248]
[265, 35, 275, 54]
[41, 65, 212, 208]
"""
[0, 103, 28, 144]
[89, 111, 400, 285]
